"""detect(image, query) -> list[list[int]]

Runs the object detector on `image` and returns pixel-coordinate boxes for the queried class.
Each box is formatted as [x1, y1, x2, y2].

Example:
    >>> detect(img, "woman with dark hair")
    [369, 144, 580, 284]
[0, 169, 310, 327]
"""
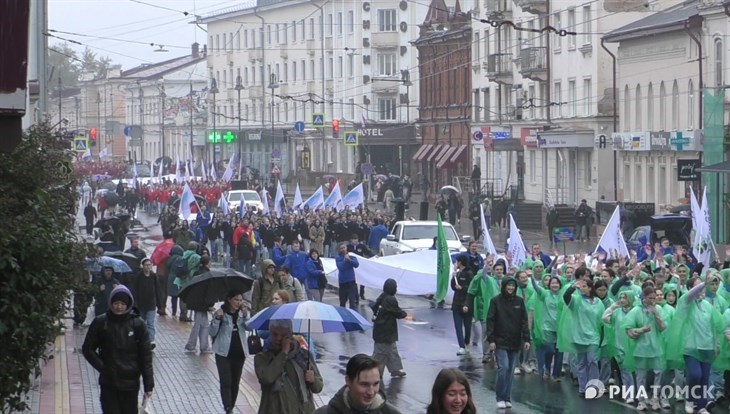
[306, 249, 327, 302]
[426, 368, 477, 414]
[210, 289, 249, 414]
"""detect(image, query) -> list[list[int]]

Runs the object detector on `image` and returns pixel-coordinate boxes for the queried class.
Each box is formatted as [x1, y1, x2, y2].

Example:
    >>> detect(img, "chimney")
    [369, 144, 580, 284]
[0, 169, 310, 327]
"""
[192, 42, 200, 58]
[203, 44, 207, 56]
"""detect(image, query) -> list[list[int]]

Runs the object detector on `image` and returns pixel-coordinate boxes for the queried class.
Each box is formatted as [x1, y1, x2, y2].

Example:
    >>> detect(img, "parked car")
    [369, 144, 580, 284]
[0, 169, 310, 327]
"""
[626, 214, 692, 252]
[226, 190, 264, 213]
[379, 220, 468, 256]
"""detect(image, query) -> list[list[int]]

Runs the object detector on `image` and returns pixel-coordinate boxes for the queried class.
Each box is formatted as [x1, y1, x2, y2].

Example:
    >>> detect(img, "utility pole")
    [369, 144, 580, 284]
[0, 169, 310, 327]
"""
[319, 4, 326, 172]
[269, 73, 279, 171]
[189, 83, 194, 163]
[210, 78, 219, 171]
[138, 83, 144, 163]
[235, 75, 244, 169]
[57, 76, 62, 128]
[96, 91, 101, 158]
[109, 91, 114, 157]
[160, 84, 166, 160]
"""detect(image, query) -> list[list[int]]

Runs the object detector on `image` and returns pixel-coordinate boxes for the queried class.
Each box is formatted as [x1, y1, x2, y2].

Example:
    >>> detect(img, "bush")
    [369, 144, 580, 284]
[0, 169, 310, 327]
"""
[0, 124, 86, 412]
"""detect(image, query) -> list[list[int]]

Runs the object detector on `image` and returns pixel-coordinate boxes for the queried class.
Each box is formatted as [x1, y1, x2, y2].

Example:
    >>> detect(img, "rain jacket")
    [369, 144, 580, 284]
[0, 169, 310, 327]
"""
[530, 277, 562, 348]
[305, 256, 326, 290]
[313, 386, 401, 414]
[82, 285, 154, 392]
[622, 302, 667, 371]
[336, 253, 359, 284]
[371, 279, 407, 344]
[284, 250, 310, 283]
[93, 273, 121, 316]
[174, 249, 201, 290]
[254, 339, 323, 414]
[465, 269, 499, 321]
[251, 276, 282, 314]
[486, 278, 530, 350]
[557, 284, 606, 354]
[165, 245, 184, 297]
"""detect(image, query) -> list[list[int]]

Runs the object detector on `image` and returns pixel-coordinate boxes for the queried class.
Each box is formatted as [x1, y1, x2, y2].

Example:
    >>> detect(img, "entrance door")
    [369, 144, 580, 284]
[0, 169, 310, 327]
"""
[517, 151, 525, 200]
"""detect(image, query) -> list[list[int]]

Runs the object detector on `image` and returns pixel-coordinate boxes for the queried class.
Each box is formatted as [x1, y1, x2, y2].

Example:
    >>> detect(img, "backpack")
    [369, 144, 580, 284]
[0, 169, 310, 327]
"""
[173, 255, 189, 279]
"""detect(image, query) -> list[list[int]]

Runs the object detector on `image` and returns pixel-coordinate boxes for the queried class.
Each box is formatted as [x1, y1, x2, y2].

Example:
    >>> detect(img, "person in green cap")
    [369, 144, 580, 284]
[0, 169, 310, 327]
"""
[602, 289, 637, 404]
[515, 270, 535, 374]
[531, 275, 563, 381]
[703, 273, 728, 403]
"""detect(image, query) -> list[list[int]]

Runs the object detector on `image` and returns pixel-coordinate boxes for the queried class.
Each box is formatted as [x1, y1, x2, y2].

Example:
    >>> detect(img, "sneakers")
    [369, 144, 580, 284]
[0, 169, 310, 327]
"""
[457, 348, 467, 356]
[200, 349, 213, 354]
[514, 367, 521, 375]
[697, 409, 710, 414]
[520, 363, 532, 374]
[625, 398, 635, 405]
[660, 399, 671, 410]
[496, 401, 507, 409]
[505, 402, 512, 408]
[542, 373, 549, 381]
[650, 400, 661, 411]
[482, 355, 490, 364]
[184, 347, 196, 353]
[391, 370, 407, 378]
[685, 401, 695, 414]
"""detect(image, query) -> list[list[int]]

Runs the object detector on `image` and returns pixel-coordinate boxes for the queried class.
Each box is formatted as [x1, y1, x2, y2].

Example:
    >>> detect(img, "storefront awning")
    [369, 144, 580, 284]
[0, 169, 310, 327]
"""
[697, 160, 730, 174]
[432, 145, 452, 165]
[449, 145, 468, 164]
[426, 144, 445, 162]
[436, 146, 458, 168]
[413, 144, 433, 162]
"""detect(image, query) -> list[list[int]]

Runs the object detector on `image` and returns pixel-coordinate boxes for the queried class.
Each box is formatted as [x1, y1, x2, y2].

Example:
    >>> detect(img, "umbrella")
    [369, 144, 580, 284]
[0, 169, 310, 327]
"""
[103, 251, 141, 271]
[101, 182, 117, 191]
[103, 192, 120, 206]
[374, 174, 388, 181]
[85, 256, 133, 273]
[177, 268, 255, 311]
[151, 238, 175, 266]
[246, 300, 373, 334]
[440, 185, 460, 194]
[94, 216, 120, 228]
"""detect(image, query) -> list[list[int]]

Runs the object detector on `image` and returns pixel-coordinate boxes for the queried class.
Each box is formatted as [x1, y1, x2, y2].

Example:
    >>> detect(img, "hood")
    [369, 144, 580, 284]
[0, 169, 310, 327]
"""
[170, 245, 184, 257]
[662, 283, 679, 296]
[617, 288, 636, 308]
[327, 385, 387, 414]
[383, 278, 397, 295]
[501, 277, 517, 297]
[721, 269, 730, 287]
[108, 284, 135, 312]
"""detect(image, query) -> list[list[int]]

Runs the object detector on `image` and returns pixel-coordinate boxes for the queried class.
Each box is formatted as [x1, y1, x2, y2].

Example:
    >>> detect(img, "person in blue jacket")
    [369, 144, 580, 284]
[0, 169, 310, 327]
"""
[336, 242, 360, 309]
[283, 240, 309, 297]
[451, 241, 484, 275]
[272, 237, 287, 267]
[367, 219, 389, 254]
[306, 249, 327, 302]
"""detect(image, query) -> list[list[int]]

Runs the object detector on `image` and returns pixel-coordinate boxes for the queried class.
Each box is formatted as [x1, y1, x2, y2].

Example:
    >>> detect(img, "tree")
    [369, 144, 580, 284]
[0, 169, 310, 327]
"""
[48, 42, 81, 86]
[80, 47, 112, 81]
[0, 124, 86, 412]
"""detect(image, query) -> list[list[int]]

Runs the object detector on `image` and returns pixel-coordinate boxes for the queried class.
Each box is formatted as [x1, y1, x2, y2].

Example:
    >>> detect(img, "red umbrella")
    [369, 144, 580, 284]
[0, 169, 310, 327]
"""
[151, 238, 175, 266]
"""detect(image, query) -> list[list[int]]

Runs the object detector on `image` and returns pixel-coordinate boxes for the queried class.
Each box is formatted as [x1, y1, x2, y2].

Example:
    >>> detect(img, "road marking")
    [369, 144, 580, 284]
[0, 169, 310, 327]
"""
[402, 324, 415, 331]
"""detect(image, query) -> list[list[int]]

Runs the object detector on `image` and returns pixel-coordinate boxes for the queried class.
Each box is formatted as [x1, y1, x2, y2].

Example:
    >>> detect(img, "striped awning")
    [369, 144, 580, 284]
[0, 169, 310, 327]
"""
[412, 144, 433, 161]
[436, 146, 458, 168]
[427, 144, 447, 162]
[449, 145, 468, 164]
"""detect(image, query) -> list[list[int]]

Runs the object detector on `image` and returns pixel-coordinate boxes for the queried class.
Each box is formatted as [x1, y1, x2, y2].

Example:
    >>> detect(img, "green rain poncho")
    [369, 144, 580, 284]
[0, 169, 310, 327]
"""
[557, 286, 606, 354]
[601, 289, 635, 367]
[622, 301, 667, 371]
[713, 308, 730, 371]
[530, 276, 562, 348]
[466, 269, 500, 321]
[716, 269, 730, 306]
[664, 282, 723, 370]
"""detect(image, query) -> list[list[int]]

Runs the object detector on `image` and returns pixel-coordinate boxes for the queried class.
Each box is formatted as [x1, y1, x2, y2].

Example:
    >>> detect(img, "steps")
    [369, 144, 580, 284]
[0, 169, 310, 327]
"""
[554, 204, 575, 227]
[514, 202, 543, 230]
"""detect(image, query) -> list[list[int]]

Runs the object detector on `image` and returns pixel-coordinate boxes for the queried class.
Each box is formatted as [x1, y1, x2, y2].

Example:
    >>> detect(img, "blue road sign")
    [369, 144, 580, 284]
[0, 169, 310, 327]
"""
[343, 131, 358, 146]
[294, 121, 305, 132]
[552, 226, 575, 243]
[312, 113, 325, 128]
[124, 126, 131, 137]
[361, 163, 373, 175]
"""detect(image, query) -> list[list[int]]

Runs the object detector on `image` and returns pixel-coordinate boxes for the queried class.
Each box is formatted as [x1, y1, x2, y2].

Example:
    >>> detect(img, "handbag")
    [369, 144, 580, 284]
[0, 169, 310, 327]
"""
[247, 330, 263, 355]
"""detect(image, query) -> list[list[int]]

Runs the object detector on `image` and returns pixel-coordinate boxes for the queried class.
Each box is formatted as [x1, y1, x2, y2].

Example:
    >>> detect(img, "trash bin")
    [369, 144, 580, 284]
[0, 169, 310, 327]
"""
[419, 201, 429, 221]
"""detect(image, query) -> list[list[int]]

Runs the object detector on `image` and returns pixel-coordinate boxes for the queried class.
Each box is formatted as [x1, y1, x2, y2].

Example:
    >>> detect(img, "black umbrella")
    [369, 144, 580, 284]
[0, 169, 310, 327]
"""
[178, 268, 255, 311]
[103, 192, 120, 206]
[101, 182, 117, 191]
[94, 216, 120, 228]
[103, 251, 141, 271]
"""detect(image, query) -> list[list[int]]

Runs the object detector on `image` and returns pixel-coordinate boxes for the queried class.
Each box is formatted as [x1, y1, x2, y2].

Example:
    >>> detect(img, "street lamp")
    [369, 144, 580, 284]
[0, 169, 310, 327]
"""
[210, 78, 219, 172]
[268, 73, 279, 171]
[235, 75, 245, 176]
[159, 82, 166, 160]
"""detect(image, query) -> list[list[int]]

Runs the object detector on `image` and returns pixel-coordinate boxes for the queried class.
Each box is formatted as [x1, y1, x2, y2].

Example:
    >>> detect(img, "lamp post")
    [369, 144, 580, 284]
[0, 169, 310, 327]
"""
[138, 83, 144, 163]
[96, 91, 101, 158]
[268, 73, 279, 170]
[188, 83, 194, 163]
[210, 78, 219, 172]
[235, 75, 245, 172]
[159, 82, 166, 160]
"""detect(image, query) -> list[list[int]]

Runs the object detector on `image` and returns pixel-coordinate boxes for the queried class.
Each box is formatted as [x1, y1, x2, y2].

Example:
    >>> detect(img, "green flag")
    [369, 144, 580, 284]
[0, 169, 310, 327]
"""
[435, 213, 450, 302]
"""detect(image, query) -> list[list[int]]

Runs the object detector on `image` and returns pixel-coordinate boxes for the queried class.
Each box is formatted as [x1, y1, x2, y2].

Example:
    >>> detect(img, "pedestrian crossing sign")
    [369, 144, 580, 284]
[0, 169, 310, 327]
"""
[343, 131, 358, 146]
[312, 113, 325, 128]
[74, 138, 89, 152]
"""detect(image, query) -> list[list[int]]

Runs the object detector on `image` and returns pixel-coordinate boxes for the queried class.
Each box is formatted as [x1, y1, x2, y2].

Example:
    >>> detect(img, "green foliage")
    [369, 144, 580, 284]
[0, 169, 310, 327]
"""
[0, 124, 86, 412]
[48, 43, 113, 86]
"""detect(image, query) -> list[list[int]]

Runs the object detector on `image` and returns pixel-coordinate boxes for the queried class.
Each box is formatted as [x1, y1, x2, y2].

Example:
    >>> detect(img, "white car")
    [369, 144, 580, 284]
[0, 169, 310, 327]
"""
[226, 190, 264, 213]
[379, 220, 468, 256]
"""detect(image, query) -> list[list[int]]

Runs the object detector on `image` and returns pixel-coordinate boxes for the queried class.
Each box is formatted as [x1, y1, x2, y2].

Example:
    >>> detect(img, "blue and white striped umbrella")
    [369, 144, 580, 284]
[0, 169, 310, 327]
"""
[246, 300, 372, 334]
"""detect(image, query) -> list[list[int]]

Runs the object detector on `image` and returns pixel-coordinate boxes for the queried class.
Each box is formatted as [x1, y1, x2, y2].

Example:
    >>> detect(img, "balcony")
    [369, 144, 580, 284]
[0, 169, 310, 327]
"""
[372, 31, 399, 48]
[325, 80, 334, 95]
[307, 80, 317, 95]
[325, 37, 333, 51]
[280, 46, 288, 59]
[486, 0, 512, 19]
[248, 85, 264, 99]
[306, 39, 317, 55]
[514, 0, 546, 14]
[372, 77, 400, 93]
[519, 47, 547, 81]
[279, 83, 288, 96]
[486, 53, 513, 85]
[248, 49, 263, 62]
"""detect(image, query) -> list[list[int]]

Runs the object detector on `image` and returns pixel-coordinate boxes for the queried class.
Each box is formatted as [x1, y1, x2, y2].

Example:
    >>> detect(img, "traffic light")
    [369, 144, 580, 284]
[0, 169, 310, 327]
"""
[89, 128, 98, 146]
[331, 119, 339, 137]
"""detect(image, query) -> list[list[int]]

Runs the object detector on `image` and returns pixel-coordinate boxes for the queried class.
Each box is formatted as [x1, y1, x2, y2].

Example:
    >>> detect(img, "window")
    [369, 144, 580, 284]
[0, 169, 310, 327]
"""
[647, 83, 654, 130]
[301, 20, 305, 41]
[229, 69, 233, 88]
[659, 81, 666, 130]
[258, 28, 263, 47]
[292, 21, 297, 42]
[378, 9, 397, 32]
[282, 23, 287, 44]
[378, 97, 397, 120]
[529, 151, 536, 183]
[223, 33, 227, 51]
[209, 35, 214, 51]
[529, 85, 536, 119]
[568, 79, 576, 117]
[348, 10, 354, 33]
[309, 18, 314, 40]
[583, 152, 592, 187]
[244, 30, 248, 48]
[474, 32, 481, 62]
[553, 81, 562, 118]
[216, 34, 220, 53]
[583, 78, 592, 116]
[484, 89, 491, 121]
[326, 13, 333, 37]
[377, 53, 397, 76]
[553, 12, 562, 52]
[688, 79, 695, 129]
[623, 85, 630, 131]
[301, 60, 306, 80]
[348, 98, 355, 119]
[347, 54, 354, 77]
[229, 32, 233, 51]
[567, 9, 576, 49]
[319, 15, 323, 38]
[473, 90, 481, 122]
[715, 39, 724, 86]
[275, 64, 280, 84]
[267, 25, 271, 45]
[671, 80, 679, 130]
[310, 60, 315, 80]
[275, 24, 280, 44]
[244, 67, 249, 85]
[320, 57, 324, 79]
[327, 57, 333, 80]
[337, 56, 343, 78]
[284, 102, 289, 122]
[582, 6, 591, 45]
[337, 12, 343, 35]
[236, 32, 241, 50]
[283, 63, 288, 83]
[483, 30, 490, 59]
[635, 84, 642, 130]
[293, 61, 297, 81]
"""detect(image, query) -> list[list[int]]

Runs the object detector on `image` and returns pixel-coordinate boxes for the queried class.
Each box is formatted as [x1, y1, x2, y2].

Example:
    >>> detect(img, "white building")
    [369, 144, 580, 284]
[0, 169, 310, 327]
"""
[470, 0, 658, 207]
[198, 0, 426, 182]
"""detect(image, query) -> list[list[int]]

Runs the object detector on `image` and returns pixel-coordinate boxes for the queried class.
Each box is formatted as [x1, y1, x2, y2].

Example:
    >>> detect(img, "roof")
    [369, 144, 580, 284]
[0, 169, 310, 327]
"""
[698, 159, 730, 174]
[121, 54, 206, 81]
[603, 0, 700, 42]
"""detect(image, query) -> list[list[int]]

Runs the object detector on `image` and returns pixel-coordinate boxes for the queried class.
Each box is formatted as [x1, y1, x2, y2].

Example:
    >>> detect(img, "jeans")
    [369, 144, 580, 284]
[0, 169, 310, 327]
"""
[537, 342, 563, 378]
[576, 346, 599, 393]
[479, 321, 490, 356]
[186, 311, 210, 351]
[99, 386, 139, 414]
[339, 281, 358, 309]
[599, 356, 612, 385]
[215, 354, 245, 411]
[140, 310, 156, 343]
[684, 355, 712, 409]
[495, 348, 520, 403]
[210, 238, 223, 262]
[711, 369, 725, 397]
[310, 288, 324, 302]
[635, 369, 662, 402]
[170, 296, 179, 316]
[452, 310, 472, 348]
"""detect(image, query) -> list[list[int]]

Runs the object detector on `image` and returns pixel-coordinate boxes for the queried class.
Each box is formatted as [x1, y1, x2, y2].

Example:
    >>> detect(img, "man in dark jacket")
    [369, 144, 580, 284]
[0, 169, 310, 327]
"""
[82, 285, 154, 414]
[371, 279, 407, 378]
[124, 238, 147, 261]
[451, 255, 474, 356]
[93, 266, 121, 317]
[486, 277, 530, 409]
[129, 258, 162, 348]
[313, 354, 401, 414]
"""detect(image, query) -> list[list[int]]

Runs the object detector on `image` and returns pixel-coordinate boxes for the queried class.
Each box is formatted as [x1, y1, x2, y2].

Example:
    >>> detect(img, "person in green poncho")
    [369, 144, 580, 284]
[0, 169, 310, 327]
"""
[466, 259, 502, 364]
[623, 286, 667, 411]
[531, 275, 563, 381]
[703, 273, 728, 404]
[515, 270, 535, 374]
[559, 278, 605, 397]
[593, 279, 613, 385]
[602, 289, 637, 404]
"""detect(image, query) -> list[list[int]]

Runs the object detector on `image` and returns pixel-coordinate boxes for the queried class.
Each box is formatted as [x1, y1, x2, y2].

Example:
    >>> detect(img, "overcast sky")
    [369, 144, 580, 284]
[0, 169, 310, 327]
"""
[48, 0, 243, 70]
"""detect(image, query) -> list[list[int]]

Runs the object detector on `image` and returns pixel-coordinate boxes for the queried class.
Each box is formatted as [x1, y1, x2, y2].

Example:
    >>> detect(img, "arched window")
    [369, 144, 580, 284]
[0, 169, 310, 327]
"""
[623, 85, 631, 131]
[688, 79, 695, 129]
[635, 84, 642, 130]
[672, 80, 679, 130]
[659, 81, 666, 130]
[647, 83, 654, 130]
[716, 39, 724, 87]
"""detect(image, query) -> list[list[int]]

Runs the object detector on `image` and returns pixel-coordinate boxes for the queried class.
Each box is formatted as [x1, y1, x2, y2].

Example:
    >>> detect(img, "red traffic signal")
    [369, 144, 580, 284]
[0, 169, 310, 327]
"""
[331, 119, 339, 134]
[89, 128, 98, 141]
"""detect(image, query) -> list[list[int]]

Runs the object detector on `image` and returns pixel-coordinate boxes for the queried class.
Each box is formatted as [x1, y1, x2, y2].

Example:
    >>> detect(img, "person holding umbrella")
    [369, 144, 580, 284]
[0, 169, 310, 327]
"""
[93, 266, 121, 318]
[185, 255, 213, 354]
[210, 289, 250, 414]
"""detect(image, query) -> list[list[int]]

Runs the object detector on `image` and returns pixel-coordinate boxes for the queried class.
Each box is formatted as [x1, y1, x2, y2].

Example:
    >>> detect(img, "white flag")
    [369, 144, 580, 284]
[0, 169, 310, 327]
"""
[261, 189, 270, 215]
[690, 186, 701, 234]
[274, 180, 286, 217]
[481, 204, 497, 256]
[341, 183, 365, 211]
[210, 162, 218, 181]
[175, 158, 183, 183]
[157, 158, 164, 181]
[132, 163, 139, 189]
[693, 186, 712, 267]
[99, 147, 108, 158]
[507, 214, 527, 270]
[293, 183, 303, 210]
[185, 159, 192, 183]
[179, 183, 197, 220]
[201, 160, 208, 181]
[237, 153, 243, 180]
[593, 205, 629, 260]
[222, 153, 236, 182]
[218, 193, 229, 215]
[324, 181, 342, 210]
[302, 186, 325, 211]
